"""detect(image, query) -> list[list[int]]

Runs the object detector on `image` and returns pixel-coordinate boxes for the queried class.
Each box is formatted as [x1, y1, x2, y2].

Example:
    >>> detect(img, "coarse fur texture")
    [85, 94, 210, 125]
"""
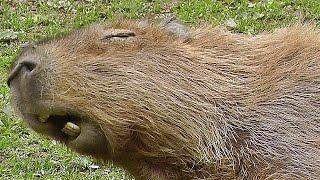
[7, 19, 320, 179]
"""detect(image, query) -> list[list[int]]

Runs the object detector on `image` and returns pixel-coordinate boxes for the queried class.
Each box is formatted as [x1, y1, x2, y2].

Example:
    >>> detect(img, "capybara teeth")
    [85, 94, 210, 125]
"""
[62, 122, 81, 137]
[38, 114, 49, 123]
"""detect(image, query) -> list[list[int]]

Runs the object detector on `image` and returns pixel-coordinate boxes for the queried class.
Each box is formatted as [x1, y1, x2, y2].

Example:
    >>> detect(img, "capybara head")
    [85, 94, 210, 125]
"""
[7, 19, 320, 179]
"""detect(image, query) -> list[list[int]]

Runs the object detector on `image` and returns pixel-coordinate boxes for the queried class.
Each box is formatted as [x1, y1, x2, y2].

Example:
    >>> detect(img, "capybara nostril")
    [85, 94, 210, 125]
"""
[7, 60, 37, 86]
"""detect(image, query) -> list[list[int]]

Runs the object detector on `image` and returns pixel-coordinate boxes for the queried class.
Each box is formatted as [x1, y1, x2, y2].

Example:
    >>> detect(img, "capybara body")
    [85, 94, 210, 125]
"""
[7, 19, 320, 179]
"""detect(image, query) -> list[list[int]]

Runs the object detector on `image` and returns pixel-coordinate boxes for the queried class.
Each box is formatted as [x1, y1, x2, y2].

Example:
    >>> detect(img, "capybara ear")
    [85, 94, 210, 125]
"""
[160, 16, 190, 40]
[101, 29, 136, 42]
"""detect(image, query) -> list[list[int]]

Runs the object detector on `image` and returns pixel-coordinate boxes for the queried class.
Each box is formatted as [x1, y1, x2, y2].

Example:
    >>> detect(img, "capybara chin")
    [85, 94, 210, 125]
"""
[7, 18, 320, 179]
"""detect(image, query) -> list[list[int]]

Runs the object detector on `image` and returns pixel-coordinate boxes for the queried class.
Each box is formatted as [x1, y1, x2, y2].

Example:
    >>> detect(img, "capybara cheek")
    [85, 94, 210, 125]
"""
[67, 122, 110, 159]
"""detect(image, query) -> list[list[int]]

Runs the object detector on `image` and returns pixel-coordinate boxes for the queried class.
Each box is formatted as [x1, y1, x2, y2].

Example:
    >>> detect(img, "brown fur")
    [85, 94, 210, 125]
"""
[8, 19, 320, 179]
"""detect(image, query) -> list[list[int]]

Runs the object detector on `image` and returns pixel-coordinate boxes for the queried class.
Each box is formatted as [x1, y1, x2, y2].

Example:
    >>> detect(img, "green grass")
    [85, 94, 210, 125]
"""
[0, 0, 319, 179]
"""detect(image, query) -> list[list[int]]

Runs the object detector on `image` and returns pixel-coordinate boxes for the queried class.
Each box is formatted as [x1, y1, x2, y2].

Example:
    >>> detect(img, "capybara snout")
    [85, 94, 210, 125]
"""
[8, 19, 320, 179]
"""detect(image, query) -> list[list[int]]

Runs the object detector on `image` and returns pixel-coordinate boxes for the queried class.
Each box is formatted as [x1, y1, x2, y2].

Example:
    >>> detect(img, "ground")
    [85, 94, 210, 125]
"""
[0, 0, 319, 179]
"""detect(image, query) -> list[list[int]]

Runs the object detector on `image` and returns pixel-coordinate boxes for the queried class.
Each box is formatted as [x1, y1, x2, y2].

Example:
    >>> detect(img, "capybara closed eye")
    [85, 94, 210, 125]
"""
[7, 18, 320, 179]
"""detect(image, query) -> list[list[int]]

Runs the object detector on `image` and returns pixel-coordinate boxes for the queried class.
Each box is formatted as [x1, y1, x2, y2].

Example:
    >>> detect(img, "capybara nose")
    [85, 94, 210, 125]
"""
[7, 60, 37, 87]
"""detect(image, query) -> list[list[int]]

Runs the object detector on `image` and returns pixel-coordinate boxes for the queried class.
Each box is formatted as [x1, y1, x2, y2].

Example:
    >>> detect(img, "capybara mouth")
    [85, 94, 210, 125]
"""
[26, 109, 111, 159]
[41, 114, 81, 140]
[28, 111, 83, 143]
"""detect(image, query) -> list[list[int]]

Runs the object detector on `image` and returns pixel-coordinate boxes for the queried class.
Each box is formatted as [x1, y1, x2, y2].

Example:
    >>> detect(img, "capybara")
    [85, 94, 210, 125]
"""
[7, 18, 320, 179]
